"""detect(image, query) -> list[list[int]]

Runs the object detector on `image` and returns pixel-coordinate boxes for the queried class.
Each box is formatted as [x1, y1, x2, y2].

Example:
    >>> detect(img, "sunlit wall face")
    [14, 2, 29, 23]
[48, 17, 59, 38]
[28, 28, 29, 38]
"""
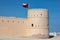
[25, 9, 49, 38]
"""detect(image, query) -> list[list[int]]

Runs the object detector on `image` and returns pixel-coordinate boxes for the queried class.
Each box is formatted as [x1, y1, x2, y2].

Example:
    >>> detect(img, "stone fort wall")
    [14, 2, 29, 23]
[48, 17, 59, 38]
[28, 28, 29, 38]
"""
[0, 9, 49, 38]
[0, 16, 27, 37]
[24, 9, 49, 38]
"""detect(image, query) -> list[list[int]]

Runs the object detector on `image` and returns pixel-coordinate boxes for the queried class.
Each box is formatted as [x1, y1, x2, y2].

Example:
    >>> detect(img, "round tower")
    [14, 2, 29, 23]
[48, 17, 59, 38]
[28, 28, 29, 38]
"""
[24, 8, 49, 38]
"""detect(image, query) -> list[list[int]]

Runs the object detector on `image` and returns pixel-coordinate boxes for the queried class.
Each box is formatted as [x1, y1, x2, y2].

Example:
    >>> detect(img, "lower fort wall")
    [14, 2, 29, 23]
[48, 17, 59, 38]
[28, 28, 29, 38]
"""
[0, 17, 27, 37]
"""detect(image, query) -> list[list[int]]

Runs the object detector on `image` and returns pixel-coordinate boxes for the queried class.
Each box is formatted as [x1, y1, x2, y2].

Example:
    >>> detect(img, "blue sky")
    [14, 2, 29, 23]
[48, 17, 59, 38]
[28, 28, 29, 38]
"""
[0, 0, 60, 32]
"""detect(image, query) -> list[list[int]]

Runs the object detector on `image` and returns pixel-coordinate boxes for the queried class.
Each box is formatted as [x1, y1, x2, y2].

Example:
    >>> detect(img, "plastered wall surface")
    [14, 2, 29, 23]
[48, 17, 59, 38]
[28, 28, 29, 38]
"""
[0, 17, 27, 37]
[24, 9, 49, 38]
[0, 9, 49, 38]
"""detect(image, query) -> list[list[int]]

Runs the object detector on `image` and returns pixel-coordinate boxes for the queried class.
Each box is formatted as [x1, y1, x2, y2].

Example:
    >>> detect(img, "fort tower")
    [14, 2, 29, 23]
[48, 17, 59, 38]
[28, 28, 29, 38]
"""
[24, 9, 49, 38]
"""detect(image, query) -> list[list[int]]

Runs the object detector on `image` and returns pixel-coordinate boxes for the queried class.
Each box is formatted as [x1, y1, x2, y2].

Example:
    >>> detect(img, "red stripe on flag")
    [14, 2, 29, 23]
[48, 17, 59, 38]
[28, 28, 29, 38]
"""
[22, 3, 28, 8]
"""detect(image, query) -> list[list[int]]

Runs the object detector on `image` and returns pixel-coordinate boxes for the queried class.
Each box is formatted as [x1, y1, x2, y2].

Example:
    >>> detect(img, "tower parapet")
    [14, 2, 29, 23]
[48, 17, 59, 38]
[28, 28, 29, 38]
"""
[28, 9, 48, 18]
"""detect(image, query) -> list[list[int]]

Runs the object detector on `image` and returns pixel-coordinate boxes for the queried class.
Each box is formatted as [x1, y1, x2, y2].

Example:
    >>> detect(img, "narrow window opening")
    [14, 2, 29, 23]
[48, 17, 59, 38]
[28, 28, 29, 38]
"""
[34, 15, 35, 16]
[18, 21, 19, 23]
[7, 20, 9, 22]
[40, 14, 42, 16]
[38, 25, 39, 27]
[31, 24, 34, 27]
[2, 20, 4, 22]
[12, 20, 14, 23]
[37, 15, 38, 16]
[23, 21, 24, 23]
